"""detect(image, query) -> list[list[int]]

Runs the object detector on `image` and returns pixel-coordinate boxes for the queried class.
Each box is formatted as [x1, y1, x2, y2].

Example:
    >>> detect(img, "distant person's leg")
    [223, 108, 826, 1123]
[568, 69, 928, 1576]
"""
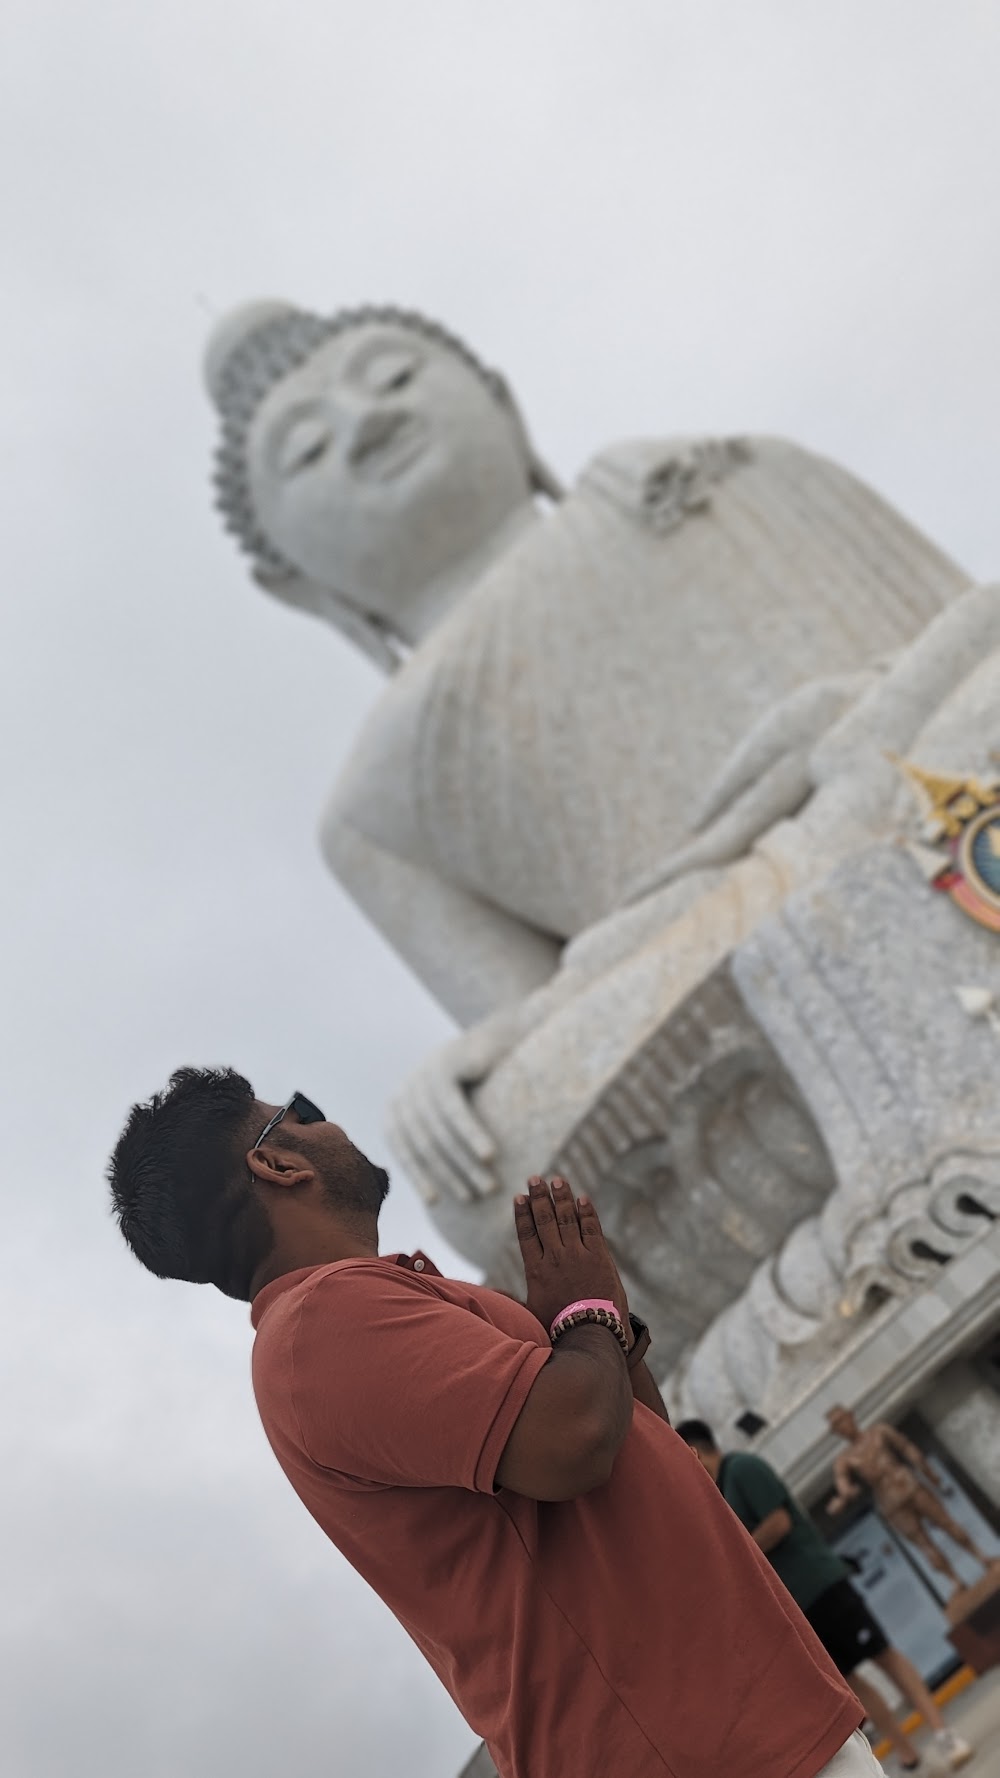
[872, 1647, 974, 1772]
[873, 1646, 945, 1734]
[887, 1505, 962, 1587]
[801, 1583, 891, 1772]
[914, 1488, 991, 1569]
[849, 1671, 919, 1769]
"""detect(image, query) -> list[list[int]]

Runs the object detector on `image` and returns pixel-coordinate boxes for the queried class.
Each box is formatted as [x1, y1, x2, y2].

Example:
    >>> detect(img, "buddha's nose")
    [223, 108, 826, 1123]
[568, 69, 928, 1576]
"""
[348, 407, 411, 467]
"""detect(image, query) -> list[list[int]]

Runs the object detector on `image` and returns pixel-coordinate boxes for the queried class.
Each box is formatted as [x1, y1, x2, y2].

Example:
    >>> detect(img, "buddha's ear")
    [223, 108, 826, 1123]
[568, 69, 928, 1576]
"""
[489, 370, 564, 505]
[252, 564, 406, 674]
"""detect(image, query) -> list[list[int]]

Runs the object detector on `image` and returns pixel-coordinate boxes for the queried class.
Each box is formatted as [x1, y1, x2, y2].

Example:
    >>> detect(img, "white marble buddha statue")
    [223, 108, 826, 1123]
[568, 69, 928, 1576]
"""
[206, 300, 970, 1228]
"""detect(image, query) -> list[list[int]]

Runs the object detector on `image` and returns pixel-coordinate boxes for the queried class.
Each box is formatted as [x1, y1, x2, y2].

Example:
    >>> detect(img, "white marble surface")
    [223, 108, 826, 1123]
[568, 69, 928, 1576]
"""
[665, 601, 1000, 1428]
[922, 1361, 1000, 1510]
[206, 301, 968, 1220]
[207, 301, 1000, 1445]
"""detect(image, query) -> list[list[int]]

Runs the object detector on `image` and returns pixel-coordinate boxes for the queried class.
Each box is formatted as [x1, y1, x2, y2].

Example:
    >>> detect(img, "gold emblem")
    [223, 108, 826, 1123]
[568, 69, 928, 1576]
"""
[893, 755, 1000, 932]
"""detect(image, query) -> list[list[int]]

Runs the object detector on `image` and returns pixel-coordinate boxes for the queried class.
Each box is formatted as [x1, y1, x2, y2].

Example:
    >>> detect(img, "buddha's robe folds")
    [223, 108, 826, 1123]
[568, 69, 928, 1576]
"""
[331, 436, 967, 963]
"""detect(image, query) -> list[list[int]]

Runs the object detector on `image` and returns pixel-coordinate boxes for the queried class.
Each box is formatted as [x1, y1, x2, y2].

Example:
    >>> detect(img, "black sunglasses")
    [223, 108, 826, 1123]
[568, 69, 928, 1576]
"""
[252, 1091, 326, 1152]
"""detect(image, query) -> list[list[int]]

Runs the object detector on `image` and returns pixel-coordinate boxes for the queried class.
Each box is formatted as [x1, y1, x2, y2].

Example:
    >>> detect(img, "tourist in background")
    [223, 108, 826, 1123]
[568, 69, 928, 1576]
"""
[676, 1420, 973, 1771]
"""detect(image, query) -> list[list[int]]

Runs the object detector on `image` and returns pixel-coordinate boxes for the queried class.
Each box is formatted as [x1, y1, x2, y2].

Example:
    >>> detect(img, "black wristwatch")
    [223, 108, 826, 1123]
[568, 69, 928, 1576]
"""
[626, 1313, 651, 1370]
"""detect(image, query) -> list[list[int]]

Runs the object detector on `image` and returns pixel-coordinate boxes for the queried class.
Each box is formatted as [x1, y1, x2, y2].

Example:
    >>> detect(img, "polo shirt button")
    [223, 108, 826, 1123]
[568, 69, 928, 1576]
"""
[413, 1258, 425, 1271]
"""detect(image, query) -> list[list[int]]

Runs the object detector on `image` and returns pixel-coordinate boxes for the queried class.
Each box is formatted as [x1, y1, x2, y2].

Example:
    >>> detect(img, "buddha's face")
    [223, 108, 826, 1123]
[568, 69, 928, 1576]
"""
[245, 323, 533, 622]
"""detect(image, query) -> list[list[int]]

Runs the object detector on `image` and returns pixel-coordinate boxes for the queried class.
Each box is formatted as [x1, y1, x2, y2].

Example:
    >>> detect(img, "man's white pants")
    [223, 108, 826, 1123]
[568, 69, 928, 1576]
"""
[816, 1730, 885, 1777]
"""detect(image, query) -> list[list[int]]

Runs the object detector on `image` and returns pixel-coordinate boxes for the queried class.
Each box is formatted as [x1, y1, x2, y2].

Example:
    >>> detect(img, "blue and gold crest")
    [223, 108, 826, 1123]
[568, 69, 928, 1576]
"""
[896, 757, 1000, 933]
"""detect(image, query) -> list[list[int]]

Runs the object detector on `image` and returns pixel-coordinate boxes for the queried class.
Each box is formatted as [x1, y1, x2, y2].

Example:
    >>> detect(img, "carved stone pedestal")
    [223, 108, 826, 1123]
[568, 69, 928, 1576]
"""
[946, 1566, 1000, 1674]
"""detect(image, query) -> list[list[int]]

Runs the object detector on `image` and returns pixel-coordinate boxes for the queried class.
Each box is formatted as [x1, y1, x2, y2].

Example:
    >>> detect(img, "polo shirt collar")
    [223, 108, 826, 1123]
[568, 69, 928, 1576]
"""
[390, 1250, 442, 1276]
[250, 1250, 442, 1326]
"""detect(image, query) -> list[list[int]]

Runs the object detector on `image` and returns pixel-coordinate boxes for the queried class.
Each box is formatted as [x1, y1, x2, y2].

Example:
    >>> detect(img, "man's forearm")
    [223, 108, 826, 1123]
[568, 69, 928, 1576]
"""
[832, 1458, 855, 1497]
[556, 1323, 634, 1471]
[494, 1321, 633, 1499]
[752, 1508, 792, 1553]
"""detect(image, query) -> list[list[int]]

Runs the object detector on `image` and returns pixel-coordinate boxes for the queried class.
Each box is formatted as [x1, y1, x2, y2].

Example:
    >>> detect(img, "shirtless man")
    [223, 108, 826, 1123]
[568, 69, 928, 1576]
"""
[826, 1406, 992, 1592]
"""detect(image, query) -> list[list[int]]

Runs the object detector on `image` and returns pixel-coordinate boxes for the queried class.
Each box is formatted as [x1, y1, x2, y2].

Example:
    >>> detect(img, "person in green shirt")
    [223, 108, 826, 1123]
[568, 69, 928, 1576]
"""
[675, 1421, 973, 1773]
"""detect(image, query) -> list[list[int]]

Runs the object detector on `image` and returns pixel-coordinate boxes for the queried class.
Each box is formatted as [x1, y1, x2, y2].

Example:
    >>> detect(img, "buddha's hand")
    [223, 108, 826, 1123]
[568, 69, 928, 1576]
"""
[623, 668, 881, 904]
[386, 1013, 521, 1204]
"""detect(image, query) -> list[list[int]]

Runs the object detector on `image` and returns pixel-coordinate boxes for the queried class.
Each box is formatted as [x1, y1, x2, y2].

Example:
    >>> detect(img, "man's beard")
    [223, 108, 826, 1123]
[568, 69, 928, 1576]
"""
[367, 1164, 391, 1211]
[322, 1146, 390, 1218]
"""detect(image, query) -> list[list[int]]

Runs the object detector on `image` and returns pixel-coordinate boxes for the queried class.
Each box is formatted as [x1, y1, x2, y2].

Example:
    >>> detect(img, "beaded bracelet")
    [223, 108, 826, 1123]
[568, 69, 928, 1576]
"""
[550, 1298, 630, 1356]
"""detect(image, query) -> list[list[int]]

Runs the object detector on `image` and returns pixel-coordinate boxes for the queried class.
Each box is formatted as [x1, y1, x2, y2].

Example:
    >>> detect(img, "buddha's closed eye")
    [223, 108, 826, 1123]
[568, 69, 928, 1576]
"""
[362, 347, 421, 395]
[277, 416, 332, 476]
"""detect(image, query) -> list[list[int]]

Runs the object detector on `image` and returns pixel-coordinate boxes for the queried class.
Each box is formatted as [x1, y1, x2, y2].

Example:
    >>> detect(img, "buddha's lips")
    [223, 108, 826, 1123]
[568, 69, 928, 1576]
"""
[350, 412, 428, 481]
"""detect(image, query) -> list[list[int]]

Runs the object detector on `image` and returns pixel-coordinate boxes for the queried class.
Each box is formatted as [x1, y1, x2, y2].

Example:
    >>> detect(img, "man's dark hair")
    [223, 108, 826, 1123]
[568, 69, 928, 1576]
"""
[674, 1418, 719, 1454]
[108, 1066, 271, 1302]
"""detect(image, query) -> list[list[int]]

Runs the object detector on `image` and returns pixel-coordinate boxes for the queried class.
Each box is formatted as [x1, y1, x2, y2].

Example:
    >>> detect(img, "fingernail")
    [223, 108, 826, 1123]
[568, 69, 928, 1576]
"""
[515, 1195, 528, 1207]
[578, 1194, 591, 1207]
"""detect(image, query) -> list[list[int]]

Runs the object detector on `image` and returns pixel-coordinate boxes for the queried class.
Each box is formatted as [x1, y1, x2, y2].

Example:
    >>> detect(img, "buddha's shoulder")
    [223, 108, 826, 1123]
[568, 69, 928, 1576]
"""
[326, 629, 477, 850]
[575, 434, 842, 530]
[327, 651, 426, 816]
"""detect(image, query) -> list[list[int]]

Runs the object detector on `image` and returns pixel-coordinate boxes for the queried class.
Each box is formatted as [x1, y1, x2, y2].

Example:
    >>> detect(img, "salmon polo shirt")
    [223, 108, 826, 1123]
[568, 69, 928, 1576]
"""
[250, 1255, 860, 1778]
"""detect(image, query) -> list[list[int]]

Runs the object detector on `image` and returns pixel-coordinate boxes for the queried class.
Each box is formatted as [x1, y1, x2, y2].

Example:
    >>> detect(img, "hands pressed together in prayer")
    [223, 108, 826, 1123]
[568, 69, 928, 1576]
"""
[513, 1174, 629, 1340]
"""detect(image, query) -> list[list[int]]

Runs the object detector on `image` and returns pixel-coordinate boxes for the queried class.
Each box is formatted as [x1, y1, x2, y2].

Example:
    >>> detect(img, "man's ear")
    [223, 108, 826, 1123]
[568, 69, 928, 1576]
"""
[246, 1145, 316, 1189]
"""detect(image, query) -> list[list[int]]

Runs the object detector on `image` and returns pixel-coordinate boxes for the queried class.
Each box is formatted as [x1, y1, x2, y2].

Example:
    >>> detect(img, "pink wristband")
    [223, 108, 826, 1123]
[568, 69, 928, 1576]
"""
[549, 1298, 619, 1337]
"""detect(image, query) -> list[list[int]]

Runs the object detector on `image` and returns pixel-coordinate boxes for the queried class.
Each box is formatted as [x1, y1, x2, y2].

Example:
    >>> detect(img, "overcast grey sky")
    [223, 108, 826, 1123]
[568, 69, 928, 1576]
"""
[3, 3, 1000, 1774]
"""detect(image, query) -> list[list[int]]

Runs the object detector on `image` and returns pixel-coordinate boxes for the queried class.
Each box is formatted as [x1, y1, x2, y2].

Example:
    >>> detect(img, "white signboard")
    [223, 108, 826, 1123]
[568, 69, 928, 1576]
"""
[832, 1511, 954, 1682]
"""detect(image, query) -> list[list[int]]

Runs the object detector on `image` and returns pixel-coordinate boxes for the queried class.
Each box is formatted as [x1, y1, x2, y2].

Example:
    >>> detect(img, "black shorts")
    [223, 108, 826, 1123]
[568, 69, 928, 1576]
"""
[804, 1577, 889, 1675]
